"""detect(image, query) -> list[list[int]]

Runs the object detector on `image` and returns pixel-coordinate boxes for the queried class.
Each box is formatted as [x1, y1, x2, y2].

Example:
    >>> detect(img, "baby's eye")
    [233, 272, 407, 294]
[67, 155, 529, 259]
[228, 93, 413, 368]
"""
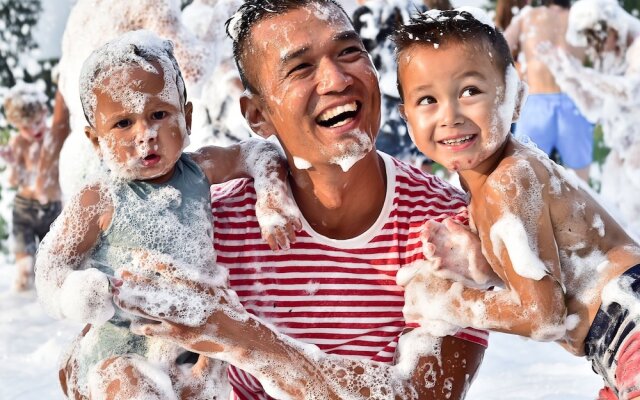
[419, 96, 437, 105]
[461, 87, 481, 97]
[114, 119, 131, 129]
[151, 111, 168, 120]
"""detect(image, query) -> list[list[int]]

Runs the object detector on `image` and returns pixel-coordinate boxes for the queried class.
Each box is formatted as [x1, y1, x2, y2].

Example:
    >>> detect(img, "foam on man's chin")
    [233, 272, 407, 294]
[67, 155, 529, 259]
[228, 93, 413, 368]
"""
[328, 130, 373, 172]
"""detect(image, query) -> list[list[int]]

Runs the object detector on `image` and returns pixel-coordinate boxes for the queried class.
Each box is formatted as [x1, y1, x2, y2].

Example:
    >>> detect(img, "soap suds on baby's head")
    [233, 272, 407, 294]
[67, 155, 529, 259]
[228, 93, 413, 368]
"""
[79, 30, 186, 128]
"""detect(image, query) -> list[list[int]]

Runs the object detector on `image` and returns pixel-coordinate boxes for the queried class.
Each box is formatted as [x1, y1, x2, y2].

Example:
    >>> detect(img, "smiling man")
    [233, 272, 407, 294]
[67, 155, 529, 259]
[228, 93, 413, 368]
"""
[118, 1, 489, 399]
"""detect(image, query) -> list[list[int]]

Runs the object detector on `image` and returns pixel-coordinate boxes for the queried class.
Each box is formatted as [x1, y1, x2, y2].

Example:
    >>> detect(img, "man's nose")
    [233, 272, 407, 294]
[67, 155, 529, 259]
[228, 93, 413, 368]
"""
[316, 58, 353, 95]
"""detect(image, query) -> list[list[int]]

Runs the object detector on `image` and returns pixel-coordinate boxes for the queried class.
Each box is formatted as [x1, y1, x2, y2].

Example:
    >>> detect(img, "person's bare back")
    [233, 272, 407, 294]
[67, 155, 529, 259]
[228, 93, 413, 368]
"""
[505, 4, 583, 93]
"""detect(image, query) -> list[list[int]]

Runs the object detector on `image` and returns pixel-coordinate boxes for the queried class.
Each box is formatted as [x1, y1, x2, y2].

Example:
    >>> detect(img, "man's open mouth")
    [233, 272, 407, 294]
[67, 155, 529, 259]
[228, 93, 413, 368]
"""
[316, 101, 361, 128]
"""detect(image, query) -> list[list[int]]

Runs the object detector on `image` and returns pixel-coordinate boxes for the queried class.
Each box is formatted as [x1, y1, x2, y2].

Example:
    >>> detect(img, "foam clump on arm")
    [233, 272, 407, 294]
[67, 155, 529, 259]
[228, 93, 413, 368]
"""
[35, 183, 114, 325]
[191, 137, 302, 251]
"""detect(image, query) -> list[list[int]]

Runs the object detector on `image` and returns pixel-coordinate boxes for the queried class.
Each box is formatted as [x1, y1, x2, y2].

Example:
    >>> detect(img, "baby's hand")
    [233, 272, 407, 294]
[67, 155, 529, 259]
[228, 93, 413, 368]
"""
[59, 268, 116, 325]
[255, 186, 302, 251]
[421, 218, 501, 289]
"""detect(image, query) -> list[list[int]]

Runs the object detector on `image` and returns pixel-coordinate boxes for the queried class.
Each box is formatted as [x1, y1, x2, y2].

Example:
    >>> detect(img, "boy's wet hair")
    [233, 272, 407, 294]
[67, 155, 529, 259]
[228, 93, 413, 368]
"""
[3, 82, 48, 128]
[79, 30, 188, 127]
[225, 0, 350, 94]
[392, 9, 514, 100]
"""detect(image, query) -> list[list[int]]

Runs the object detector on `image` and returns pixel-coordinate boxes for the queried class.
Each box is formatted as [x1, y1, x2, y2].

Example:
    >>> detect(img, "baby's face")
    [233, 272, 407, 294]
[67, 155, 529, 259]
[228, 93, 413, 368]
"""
[88, 63, 190, 183]
[399, 41, 511, 172]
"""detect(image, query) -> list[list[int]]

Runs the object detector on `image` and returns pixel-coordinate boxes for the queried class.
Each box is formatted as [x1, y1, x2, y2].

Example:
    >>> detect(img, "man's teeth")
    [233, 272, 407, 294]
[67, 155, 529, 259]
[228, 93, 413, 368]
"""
[442, 135, 474, 145]
[317, 102, 358, 123]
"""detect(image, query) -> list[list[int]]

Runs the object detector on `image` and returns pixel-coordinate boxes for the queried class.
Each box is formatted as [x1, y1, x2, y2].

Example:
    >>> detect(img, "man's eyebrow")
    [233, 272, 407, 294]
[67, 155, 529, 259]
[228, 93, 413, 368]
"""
[333, 30, 361, 43]
[280, 46, 311, 65]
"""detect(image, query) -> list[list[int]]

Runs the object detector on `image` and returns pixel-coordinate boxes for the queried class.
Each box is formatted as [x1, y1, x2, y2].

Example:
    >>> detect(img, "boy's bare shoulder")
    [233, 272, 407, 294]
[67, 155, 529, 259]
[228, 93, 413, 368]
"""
[483, 145, 555, 207]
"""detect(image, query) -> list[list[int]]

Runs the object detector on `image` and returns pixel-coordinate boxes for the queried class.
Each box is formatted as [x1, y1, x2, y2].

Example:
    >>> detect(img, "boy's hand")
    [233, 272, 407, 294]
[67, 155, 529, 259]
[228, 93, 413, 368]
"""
[0, 146, 15, 164]
[421, 218, 501, 289]
[255, 186, 303, 251]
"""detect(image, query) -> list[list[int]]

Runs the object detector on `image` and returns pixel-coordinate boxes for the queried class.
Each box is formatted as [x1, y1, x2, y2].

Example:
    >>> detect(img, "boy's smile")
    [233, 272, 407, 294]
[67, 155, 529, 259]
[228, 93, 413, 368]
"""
[244, 4, 380, 168]
[86, 62, 191, 184]
[399, 41, 516, 173]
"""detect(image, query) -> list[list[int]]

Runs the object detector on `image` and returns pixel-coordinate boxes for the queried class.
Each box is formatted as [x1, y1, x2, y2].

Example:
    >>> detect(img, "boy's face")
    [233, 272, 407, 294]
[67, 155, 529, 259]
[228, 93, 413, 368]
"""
[85, 62, 191, 184]
[16, 113, 47, 143]
[399, 41, 513, 172]
[242, 3, 381, 169]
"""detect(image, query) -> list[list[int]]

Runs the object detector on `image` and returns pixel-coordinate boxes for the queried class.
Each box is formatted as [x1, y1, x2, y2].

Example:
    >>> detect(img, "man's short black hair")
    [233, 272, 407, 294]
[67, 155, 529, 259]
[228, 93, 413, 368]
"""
[225, 0, 350, 94]
[392, 9, 514, 100]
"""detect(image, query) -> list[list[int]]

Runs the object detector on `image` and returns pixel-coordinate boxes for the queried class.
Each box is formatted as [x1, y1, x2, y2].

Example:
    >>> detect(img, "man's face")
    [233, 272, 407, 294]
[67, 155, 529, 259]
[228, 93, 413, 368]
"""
[399, 41, 516, 172]
[244, 3, 381, 171]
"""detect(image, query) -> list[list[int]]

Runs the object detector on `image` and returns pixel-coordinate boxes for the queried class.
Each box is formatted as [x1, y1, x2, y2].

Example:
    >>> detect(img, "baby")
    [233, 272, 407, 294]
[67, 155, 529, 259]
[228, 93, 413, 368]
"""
[34, 30, 300, 399]
[2, 82, 62, 291]
[394, 8, 640, 400]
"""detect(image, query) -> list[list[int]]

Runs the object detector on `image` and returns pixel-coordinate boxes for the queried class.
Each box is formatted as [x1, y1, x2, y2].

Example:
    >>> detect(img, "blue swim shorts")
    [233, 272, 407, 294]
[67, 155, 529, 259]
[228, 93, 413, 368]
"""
[515, 93, 594, 169]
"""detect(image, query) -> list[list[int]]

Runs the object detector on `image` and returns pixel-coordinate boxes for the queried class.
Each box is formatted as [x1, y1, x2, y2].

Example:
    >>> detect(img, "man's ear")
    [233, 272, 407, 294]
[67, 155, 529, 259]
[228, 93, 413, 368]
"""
[512, 80, 528, 122]
[84, 126, 102, 158]
[240, 92, 275, 138]
[184, 101, 193, 135]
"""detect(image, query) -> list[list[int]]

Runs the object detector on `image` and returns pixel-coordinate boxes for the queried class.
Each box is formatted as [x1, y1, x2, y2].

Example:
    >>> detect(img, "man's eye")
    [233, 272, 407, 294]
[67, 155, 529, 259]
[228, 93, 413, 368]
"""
[152, 111, 168, 120]
[461, 87, 481, 97]
[288, 63, 312, 76]
[340, 46, 364, 57]
[114, 119, 131, 129]
[419, 96, 437, 105]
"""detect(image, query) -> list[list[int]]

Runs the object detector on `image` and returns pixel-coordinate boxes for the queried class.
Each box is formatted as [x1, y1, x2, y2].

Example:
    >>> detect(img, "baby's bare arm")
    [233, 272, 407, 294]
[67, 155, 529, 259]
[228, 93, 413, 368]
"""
[192, 140, 302, 250]
[34, 184, 115, 323]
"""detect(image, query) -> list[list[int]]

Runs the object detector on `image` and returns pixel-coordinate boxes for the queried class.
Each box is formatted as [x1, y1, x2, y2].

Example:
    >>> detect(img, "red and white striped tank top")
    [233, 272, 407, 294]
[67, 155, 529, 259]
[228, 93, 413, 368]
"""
[211, 153, 489, 400]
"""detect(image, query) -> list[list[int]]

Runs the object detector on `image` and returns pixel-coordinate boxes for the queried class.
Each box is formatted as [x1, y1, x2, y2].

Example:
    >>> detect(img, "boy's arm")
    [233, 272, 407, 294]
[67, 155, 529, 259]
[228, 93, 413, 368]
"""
[5, 137, 23, 188]
[35, 90, 69, 203]
[406, 166, 567, 340]
[115, 264, 484, 400]
[503, 12, 522, 59]
[191, 139, 302, 250]
[34, 184, 115, 324]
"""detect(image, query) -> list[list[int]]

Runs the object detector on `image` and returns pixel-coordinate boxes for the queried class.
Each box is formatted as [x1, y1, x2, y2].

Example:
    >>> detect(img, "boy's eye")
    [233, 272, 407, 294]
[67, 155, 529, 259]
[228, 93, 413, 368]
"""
[419, 96, 437, 105]
[114, 119, 131, 129]
[461, 87, 481, 97]
[151, 111, 168, 120]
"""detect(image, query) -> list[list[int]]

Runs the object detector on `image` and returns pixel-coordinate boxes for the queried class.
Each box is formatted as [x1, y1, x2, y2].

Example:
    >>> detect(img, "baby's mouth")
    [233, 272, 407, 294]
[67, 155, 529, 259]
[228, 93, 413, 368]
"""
[142, 154, 161, 167]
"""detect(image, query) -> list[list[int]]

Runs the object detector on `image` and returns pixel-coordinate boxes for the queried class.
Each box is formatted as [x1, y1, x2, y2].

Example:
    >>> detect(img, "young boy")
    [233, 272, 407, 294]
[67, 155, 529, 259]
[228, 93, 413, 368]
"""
[394, 8, 640, 400]
[2, 82, 62, 291]
[34, 30, 300, 399]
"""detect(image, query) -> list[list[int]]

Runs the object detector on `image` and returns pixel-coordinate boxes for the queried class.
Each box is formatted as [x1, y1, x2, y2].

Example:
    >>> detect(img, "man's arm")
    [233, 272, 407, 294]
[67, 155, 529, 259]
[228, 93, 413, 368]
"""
[116, 263, 485, 400]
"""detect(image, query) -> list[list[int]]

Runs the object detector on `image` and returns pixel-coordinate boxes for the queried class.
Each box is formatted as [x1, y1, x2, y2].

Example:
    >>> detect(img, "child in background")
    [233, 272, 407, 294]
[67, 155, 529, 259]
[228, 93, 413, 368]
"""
[34, 30, 300, 399]
[2, 83, 62, 291]
[394, 9, 640, 399]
